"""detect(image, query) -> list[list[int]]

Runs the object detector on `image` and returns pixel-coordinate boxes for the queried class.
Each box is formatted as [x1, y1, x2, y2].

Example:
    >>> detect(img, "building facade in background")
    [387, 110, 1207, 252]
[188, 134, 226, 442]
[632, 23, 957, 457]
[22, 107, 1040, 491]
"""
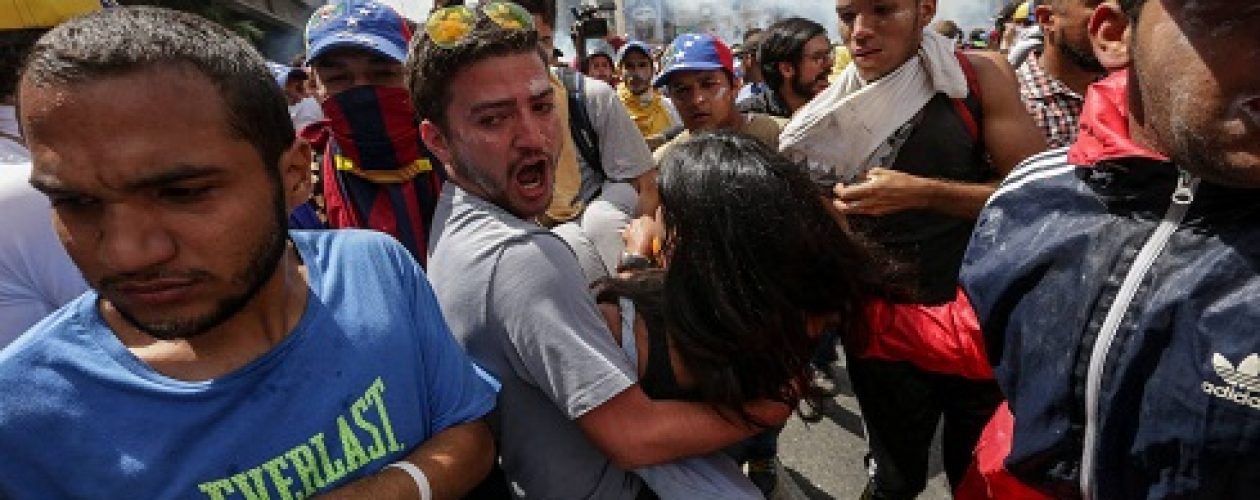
[120, 0, 320, 62]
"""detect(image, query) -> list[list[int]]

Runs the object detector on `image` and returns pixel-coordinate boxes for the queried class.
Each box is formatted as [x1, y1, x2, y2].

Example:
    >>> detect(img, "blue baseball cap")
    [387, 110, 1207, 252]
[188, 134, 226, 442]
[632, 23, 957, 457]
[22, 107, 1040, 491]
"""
[653, 33, 735, 88]
[305, 0, 412, 65]
[616, 41, 652, 66]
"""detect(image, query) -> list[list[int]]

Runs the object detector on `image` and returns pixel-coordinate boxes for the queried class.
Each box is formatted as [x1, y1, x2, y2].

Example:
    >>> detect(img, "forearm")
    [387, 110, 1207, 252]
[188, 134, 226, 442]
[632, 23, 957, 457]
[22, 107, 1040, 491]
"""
[634, 169, 660, 217]
[580, 386, 789, 469]
[919, 177, 998, 219]
[628, 400, 787, 467]
[317, 420, 495, 500]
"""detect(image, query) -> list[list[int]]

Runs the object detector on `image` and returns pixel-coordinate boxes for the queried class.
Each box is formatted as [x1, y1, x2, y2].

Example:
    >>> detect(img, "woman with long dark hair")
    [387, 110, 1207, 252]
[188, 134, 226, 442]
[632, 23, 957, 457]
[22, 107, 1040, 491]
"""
[599, 131, 993, 498]
[598, 130, 905, 426]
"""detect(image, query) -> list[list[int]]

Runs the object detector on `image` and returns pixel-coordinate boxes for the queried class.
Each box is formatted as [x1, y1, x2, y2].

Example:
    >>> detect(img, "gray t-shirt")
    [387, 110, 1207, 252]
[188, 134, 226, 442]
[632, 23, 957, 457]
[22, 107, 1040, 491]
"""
[572, 74, 655, 205]
[427, 184, 642, 499]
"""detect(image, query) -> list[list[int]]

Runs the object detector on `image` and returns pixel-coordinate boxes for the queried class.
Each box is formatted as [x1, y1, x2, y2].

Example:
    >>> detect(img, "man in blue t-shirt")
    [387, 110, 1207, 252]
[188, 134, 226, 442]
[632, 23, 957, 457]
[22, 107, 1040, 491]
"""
[0, 7, 496, 499]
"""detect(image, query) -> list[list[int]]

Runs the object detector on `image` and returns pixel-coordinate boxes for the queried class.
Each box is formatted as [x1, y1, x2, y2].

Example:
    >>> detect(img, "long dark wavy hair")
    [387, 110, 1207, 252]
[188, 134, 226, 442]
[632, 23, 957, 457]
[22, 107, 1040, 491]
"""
[602, 131, 905, 427]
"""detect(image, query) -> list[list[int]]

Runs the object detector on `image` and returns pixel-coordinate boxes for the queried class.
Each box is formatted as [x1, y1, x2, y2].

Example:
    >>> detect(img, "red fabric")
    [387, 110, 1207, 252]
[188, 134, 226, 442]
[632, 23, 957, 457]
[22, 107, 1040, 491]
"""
[953, 51, 983, 142]
[1067, 70, 1168, 166]
[863, 288, 994, 380]
[955, 403, 1052, 500]
[861, 293, 1053, 499]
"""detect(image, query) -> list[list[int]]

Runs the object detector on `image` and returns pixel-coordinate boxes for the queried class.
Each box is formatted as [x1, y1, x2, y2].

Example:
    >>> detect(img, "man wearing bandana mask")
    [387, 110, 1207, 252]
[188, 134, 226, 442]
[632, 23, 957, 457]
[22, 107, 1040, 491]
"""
[615, 41, 681, 150]
[301, 0, 445, 265]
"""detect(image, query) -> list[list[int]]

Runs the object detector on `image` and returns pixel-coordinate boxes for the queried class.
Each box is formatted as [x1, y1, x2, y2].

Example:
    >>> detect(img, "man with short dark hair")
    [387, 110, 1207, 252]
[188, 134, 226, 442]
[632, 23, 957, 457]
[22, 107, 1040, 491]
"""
[780, 0, 1046, 497]
[735, 28, 768, 103]
[738, 17, 833, 118]
[411, 8, 779, 498]
[1017, 0, 1106, 148]
[962, 0, 1260, 496]
[615, 41, 681, 149]
[267, 62, 324, 131]
[655, 33, 787, 161]
[583, 50, 617, 86]
[0, 7, 497, 498]
[301, 0, 445, 265]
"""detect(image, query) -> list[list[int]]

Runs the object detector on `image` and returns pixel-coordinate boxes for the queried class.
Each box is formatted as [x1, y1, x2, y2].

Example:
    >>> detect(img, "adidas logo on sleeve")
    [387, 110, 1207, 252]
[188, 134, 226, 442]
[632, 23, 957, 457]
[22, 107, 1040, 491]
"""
[1204, 353, 1260, 411]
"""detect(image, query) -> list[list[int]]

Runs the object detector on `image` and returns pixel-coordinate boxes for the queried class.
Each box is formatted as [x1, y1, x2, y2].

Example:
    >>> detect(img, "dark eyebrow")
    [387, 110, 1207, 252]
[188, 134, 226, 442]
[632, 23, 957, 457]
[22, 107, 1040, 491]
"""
[469, 99, 516, 115]
[123, 164, 224, 191]
[469, 87, 555, 115]
[29, 164, 224, 196]
[530, 87, 556, 101]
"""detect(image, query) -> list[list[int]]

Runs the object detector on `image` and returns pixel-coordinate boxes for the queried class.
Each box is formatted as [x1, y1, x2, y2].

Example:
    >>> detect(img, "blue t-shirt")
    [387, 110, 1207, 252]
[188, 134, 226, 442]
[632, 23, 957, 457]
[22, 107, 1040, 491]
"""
[0, 230, 496, 499]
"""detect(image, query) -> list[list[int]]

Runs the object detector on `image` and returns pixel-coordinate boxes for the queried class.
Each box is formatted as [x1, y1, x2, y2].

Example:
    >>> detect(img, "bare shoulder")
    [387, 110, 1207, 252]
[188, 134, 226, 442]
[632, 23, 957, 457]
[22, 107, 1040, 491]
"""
[960, 50, 1024, 114]
[962, 50, 1019, 84]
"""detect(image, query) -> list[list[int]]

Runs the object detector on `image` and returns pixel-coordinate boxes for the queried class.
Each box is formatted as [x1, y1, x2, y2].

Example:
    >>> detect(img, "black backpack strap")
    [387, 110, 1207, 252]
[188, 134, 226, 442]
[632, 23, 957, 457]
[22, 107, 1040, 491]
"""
[557, 67, 606, 180]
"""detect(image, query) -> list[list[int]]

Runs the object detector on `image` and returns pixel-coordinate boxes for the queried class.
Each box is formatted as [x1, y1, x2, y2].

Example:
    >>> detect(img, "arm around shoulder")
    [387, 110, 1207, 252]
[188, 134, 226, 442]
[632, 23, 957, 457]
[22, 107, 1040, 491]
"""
[575, 383, 790, 470]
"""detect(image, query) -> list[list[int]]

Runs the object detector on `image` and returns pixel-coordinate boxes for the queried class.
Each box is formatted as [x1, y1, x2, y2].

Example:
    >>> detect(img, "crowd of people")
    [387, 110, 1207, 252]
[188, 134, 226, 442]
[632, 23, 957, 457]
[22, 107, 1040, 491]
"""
[1, 0, 1258, 499]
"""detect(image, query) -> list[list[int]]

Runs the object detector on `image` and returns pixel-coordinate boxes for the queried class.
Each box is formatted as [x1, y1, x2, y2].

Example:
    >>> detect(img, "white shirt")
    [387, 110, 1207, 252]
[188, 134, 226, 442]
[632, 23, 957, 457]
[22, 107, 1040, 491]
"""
[288, 97, 324, 132]
[0, 105, 29, 164]
[0, 140, 88, 347]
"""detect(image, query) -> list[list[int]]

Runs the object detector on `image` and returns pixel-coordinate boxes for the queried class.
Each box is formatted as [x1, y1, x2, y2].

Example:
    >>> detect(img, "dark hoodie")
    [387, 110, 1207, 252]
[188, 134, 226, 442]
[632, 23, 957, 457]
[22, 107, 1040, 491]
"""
[959, 70, 1260, 499]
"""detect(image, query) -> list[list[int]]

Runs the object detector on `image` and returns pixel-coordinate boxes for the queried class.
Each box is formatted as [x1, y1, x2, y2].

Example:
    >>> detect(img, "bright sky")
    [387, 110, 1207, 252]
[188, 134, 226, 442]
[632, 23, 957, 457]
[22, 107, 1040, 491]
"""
[377, 0, 433, 21]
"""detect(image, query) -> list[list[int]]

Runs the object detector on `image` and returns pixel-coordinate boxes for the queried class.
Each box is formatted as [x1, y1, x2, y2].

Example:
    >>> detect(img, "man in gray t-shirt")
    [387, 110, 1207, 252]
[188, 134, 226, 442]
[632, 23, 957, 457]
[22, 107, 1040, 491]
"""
[408, 10, 784, 500]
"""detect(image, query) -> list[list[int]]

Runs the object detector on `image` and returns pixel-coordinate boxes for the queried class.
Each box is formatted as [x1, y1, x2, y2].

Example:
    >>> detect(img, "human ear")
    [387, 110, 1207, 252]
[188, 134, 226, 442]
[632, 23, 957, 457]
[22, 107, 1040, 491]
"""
[1089, 2, 1131, 71]
[280, 139, 314, 211]
[420, 120, 454, 175]
[1034, 5, 1054, 30]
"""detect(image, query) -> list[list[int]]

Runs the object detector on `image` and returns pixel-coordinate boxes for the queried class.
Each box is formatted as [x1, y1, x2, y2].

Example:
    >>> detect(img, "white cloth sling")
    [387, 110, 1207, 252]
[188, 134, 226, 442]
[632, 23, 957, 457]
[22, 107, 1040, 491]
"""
[779, 30, 970, 182]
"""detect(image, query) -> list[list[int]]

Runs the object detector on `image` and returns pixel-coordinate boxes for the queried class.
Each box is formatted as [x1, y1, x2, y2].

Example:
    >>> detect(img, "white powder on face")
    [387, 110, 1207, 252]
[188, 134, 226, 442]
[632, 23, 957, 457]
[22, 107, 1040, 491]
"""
[528, 77, 551, 96]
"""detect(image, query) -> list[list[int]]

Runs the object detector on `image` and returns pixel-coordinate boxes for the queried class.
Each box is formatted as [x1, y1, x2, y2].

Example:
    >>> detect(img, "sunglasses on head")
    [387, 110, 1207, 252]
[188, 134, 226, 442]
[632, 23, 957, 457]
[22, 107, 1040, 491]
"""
[425, 1, 534, 48]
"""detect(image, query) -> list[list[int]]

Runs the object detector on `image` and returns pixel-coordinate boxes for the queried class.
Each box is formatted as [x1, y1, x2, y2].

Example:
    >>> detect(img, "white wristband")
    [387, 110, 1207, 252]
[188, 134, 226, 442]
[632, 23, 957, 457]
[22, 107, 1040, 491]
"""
[386, 461, 432, 500]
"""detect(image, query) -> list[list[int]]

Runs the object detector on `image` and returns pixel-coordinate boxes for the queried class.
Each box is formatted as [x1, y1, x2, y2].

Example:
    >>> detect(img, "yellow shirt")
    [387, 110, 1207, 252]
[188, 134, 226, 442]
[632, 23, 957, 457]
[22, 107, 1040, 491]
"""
[541, 74, 585, 225]
[617, 83, 674, 138]
[829, 46, 853, 83]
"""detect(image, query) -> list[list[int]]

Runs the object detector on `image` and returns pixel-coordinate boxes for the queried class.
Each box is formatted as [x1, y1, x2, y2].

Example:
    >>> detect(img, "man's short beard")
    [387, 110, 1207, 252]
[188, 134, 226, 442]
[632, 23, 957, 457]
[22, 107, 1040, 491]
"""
[1058, 36, 1106, 74]
[1169, 114, 1260, 188]
[112, 178, 290, 340]
[450, 155, 505, 202]
[789, 69, 825, 100]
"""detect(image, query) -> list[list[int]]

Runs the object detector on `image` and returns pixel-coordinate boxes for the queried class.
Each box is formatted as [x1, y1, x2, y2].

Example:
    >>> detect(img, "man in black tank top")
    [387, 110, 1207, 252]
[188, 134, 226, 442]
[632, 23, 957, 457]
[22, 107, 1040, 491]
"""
[831, 1, 1047, 498]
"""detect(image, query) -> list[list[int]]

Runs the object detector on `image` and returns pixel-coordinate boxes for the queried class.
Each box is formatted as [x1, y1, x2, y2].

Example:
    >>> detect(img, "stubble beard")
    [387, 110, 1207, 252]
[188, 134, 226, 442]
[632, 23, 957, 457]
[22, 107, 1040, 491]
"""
[111, 182, 291, 341]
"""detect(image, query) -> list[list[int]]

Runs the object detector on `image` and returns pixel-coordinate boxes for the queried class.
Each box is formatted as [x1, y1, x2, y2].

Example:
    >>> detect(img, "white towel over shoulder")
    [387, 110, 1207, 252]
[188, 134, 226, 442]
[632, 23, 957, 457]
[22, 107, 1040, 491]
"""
[779, 30, 970, 181]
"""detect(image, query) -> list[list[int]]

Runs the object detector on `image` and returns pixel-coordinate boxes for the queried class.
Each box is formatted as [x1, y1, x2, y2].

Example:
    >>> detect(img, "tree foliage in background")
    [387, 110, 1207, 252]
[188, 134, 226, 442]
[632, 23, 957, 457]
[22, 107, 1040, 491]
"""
[118, 0, 265, 44]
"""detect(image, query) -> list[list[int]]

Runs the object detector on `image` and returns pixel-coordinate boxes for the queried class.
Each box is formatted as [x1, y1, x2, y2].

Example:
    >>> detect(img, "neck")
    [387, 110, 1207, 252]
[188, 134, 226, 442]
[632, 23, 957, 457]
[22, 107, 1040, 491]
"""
[859, 53, 915, 85]
[720, 112, 747, 132]
[779, 88, 807, 115]
[109, 244, 309, 381]
[1039, 48, 1102, 96]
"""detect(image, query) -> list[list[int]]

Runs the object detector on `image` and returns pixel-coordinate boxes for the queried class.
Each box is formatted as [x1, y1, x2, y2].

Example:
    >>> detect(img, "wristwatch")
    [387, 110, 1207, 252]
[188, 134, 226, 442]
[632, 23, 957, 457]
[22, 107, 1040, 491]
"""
[617, 252, 654, 272]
